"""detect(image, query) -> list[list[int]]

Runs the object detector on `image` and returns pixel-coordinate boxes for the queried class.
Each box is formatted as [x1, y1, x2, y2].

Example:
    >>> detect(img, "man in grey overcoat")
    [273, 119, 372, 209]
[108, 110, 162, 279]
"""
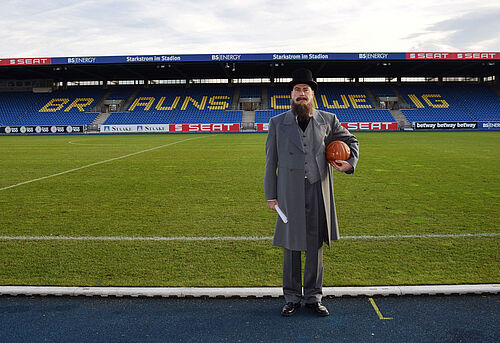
[264, 68, 359, 317]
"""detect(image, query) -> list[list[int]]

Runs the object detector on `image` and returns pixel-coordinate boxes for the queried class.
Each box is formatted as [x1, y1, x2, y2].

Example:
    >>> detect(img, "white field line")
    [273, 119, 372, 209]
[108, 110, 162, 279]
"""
[0, 233, 498, 241]
[0, 136, 204, 191]
[1, 284, 499, 297]
[68, 141, 121, 146]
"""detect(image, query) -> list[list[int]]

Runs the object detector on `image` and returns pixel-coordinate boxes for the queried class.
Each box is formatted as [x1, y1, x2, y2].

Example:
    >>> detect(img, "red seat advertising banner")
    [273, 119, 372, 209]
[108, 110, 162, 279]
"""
[256, 122, 398, 131]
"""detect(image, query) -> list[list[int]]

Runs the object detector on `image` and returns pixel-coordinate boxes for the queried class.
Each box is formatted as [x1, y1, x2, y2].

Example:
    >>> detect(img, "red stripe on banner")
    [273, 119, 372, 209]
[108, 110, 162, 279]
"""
[341, 122, 398, 131]
[406, 52, 499, 60]
[0, 58, 52, 66]
[169, 123, 240, 132]
[256, 123, 269, 131]
[255, 122, 398, 132]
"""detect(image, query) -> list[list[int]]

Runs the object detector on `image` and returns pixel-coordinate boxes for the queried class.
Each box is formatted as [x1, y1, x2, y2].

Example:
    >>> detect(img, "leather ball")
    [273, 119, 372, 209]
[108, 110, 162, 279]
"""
[326, 141, 351, 164]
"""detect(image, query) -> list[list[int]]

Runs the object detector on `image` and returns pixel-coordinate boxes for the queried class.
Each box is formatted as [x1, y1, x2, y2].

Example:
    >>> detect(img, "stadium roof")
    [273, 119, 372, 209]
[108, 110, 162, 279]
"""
[0, 52, 498, 81]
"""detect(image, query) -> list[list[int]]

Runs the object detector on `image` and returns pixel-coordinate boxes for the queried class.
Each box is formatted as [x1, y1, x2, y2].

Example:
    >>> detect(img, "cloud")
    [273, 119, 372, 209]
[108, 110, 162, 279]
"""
[406, 7, 500, 51]
[0, 0, 498, 57]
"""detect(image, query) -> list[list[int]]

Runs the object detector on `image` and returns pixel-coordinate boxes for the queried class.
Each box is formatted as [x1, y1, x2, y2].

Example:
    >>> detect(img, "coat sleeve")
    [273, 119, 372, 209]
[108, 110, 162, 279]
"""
[326, 114, 359, 174]
[264, 117, 278, 200]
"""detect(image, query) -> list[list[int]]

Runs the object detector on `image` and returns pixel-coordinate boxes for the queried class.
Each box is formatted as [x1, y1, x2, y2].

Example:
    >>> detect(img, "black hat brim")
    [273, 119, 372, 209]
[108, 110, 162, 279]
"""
[287, 80, 318, 92]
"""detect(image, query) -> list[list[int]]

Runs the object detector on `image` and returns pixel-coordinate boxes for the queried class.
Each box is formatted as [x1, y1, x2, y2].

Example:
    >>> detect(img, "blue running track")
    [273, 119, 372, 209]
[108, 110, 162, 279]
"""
[0, 295, 498, 342]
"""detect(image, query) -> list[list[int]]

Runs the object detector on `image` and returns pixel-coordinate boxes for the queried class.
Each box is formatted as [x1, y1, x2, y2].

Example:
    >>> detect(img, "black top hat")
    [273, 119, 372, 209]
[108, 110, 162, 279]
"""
[287, 68, 318, 92]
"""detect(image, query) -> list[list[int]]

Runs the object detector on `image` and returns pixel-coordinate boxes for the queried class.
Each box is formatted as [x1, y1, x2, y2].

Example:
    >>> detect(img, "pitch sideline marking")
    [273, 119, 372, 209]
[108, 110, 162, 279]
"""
[369, 298, 393, 320]
[0, 233, 498, 241]
[0, 136, 206, 191]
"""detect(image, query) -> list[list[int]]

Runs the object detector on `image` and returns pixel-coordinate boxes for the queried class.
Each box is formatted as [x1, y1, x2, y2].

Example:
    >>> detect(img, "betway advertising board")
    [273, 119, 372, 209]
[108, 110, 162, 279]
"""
[413, 121, 500, 130]
[100, 123, 240, 133]
[413, 122, 477, 130]
[256, 122, 398, 131]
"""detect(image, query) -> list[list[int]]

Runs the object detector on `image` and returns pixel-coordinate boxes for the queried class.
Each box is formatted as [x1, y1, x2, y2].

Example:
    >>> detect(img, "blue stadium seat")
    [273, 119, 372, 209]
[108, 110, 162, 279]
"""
[104, 85, 242, 125]
[1, 83, 498, 128]
[0, 88, 105, 126]
[255, 83, 396, 123]
[398, 84, 500, 123]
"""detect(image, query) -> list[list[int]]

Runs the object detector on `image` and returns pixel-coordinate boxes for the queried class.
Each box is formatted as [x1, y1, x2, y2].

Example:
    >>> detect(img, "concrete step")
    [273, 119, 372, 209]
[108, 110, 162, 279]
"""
[91, 112, 112, 126]
[389, 109, 410, 129]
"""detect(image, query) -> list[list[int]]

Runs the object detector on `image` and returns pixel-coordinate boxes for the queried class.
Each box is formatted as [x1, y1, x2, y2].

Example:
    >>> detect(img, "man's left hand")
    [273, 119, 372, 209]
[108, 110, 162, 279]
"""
[331, 160, 353, 173]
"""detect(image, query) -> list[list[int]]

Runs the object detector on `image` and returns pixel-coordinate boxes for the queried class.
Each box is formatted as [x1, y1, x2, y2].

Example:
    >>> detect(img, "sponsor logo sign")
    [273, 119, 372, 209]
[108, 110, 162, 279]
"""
[413, 122, 478, 130]
[100, 124, 164, 133]
[211, 54, 242, 61]
[256, 122, 398, 131]
[341, 122, 398, 131]
[67, 57, 97, 64]
[2, 52, 497, 66]
[407, 52, 499, 60]
[99, 123, 240, 133]
[478, 122, 500, 129]
[358, 53, 389, 59]
[0, 58, 51, 65]
[0, 125, 83, 134]
[2, 52, 410, 66]
[170, 123, 239, 132]
[256, 123, 269, 131]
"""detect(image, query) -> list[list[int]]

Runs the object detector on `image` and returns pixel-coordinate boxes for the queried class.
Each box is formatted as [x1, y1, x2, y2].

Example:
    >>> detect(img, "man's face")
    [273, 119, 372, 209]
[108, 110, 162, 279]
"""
[291, 84, 314, 105]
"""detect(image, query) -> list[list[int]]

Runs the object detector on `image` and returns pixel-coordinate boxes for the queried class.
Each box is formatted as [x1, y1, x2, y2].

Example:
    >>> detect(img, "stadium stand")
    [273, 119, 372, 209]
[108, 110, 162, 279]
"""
[0, 88, 104, 126]
[239, 85, 263, 99]
[1, 83, 499, 129]
[105, 87, 137, 100]
[368, 83, 397, 97]
[400, 83, 500, 123]
[255, 83, 396, 123]
[103, 85, 242, 125]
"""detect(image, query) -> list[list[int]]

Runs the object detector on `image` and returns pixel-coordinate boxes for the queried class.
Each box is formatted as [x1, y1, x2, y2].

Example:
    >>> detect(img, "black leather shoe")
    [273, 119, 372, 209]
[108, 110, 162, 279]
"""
[281, 302, 301, 317]
[306, 302, 330, 316]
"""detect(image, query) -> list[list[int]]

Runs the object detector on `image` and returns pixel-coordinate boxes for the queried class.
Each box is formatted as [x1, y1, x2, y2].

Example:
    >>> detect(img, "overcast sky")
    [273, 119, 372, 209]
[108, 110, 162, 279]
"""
[1, 0, 499, 58]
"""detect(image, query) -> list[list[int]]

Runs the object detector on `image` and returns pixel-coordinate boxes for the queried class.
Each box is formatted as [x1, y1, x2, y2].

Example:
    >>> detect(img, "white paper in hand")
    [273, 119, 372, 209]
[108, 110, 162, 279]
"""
[275, 205, 288, 224]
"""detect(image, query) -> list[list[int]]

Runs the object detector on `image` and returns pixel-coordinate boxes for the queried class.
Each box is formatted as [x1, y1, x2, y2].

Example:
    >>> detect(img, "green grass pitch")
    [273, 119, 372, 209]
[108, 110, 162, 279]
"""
[0, 132, 498, 287]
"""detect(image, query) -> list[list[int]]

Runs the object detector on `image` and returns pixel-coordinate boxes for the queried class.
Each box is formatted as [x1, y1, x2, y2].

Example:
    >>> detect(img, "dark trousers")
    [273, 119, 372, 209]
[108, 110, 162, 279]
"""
[283, 180, 327, 304]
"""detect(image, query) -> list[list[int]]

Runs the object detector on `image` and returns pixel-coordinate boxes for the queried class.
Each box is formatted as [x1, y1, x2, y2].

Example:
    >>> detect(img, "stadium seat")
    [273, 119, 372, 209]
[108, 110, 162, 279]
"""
[398, 84, 500, 123]
[1, 83, 498, 128]
[104, 85, 242, 125]
[255, 83, 396, 123]
[0, 88, 105, 126]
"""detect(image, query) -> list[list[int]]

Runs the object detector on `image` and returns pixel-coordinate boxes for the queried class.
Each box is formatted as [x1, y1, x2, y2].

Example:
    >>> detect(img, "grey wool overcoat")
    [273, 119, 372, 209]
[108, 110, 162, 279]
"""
[264, 109, 359, 251]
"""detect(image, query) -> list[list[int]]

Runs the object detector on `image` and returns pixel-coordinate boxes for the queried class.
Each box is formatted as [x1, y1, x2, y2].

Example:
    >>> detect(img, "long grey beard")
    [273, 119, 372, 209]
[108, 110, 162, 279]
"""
[291, 101, 313, 121]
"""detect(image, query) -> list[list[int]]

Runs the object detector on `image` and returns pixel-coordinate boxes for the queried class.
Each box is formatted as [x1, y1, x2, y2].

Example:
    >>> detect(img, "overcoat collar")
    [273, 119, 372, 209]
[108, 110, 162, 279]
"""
[311, 110, 328, 155]
[281, 110, 303, 152]
[281, 109, 328, 154]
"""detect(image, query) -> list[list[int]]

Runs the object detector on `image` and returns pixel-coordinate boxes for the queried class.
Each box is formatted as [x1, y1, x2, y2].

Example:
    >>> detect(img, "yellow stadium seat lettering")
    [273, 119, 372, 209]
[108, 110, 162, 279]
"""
[129, 97, 155, 111]
[207, 96, 230, 110]
[181, 96, 208, 110]
[156, 96, 180, 110]
[64, 98, 94, 112]
[270, 95, 290, 109]
[407, 94, 425, 108]
[39, 98, 69, 112]
[321, 94, 349, 109]
[348, 94, 372, 109]
[422, 94, 449, 108]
